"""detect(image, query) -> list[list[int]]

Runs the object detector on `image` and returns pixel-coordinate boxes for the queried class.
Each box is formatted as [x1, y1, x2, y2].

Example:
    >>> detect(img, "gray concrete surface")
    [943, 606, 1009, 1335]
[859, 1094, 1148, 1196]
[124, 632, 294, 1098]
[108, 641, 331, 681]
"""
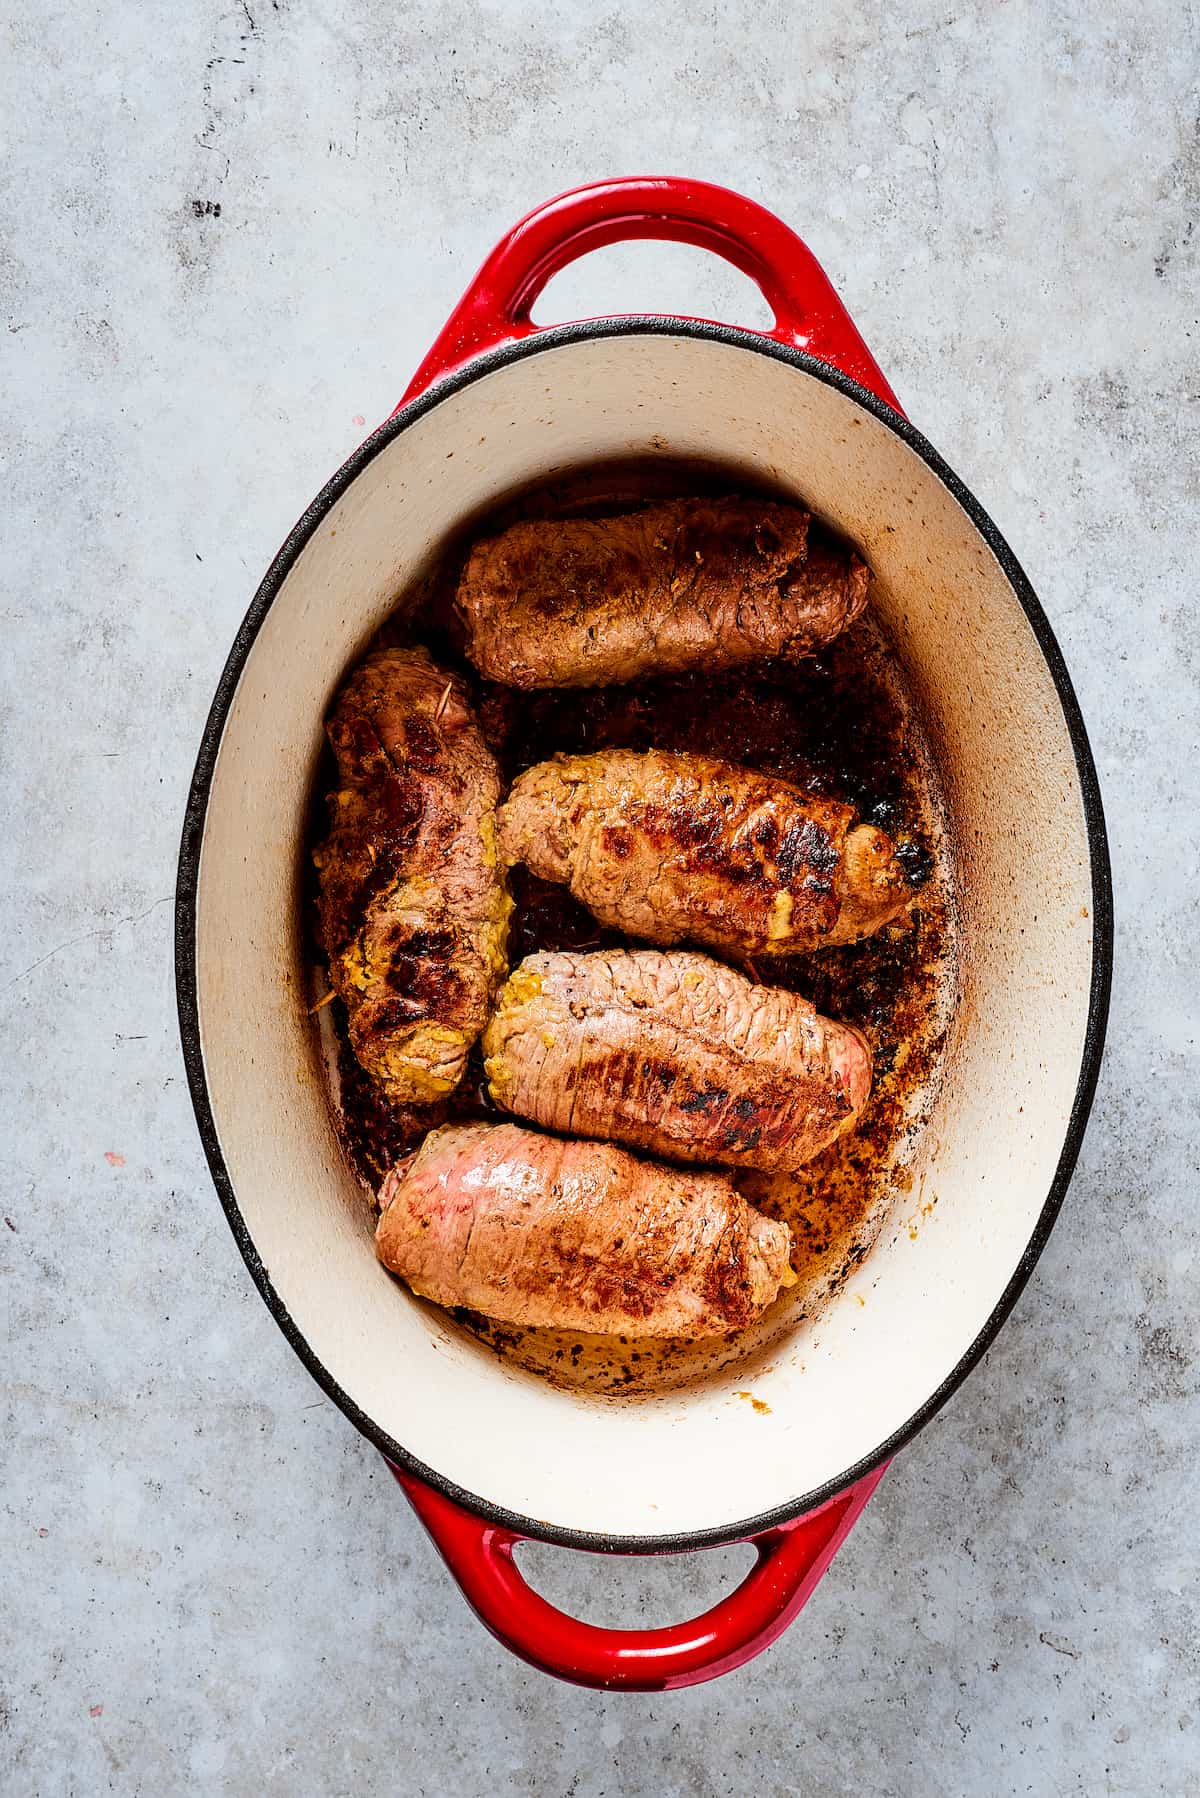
[2, 1, 1197, 1792]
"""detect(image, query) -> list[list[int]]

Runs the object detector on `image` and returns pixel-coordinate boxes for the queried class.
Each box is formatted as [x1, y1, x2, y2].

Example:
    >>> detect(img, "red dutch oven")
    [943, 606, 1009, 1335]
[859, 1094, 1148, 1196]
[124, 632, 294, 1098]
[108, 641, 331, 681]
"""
[177, 178, 1111, 1690]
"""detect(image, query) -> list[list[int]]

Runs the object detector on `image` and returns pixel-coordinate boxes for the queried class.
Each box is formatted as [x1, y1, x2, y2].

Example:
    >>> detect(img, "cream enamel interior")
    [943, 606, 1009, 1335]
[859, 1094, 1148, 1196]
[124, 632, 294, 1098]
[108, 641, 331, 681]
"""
[193, 332, 1095, 1540]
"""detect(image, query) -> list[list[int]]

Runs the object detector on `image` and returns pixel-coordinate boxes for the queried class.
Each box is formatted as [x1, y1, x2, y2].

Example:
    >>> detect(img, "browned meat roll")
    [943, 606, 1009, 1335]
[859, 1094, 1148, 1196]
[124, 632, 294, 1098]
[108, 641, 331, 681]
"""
[483, 949, 871, 1173]
[498, 749, 914, 958]
[455, 498, 870, 688]
[313, 647, 510, 1105]
[375, 1121, 793, 1337]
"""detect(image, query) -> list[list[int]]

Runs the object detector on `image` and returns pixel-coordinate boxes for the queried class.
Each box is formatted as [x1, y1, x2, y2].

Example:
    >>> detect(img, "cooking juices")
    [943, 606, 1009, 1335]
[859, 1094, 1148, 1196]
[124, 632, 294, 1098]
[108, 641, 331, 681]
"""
[310, 463, 959, 1395]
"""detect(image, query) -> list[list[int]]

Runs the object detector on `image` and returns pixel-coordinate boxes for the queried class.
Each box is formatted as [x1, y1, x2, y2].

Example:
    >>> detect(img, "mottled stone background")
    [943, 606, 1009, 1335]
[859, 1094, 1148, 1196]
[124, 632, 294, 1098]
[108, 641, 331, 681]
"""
[2, 1, 1196, 1792]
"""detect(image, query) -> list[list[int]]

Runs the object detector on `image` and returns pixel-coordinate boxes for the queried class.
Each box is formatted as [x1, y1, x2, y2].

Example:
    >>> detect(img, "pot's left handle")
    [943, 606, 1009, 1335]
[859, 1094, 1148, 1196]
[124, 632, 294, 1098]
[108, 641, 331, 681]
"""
[395, 175, 901, 413]
[389, 1461, 885, 1691]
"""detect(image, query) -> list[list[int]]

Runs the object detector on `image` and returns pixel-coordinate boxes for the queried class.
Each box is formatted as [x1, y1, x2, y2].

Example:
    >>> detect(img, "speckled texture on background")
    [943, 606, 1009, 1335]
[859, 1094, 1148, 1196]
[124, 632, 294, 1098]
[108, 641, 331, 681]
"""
[1, 1, 1196, 1792]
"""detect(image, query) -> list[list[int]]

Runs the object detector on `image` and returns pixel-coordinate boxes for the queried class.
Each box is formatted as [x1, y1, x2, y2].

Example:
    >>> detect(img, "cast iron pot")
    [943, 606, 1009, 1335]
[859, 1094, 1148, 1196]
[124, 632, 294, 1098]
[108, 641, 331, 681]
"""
[177, 177, 1111, 1690]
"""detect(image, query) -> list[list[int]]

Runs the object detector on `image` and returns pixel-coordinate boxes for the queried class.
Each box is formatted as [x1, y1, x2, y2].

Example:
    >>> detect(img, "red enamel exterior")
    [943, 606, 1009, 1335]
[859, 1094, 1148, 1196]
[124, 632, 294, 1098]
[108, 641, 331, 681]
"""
[392, 1461, 888, 1691]
[387, 177, 906, 1689]
[396, 175, 902, 413]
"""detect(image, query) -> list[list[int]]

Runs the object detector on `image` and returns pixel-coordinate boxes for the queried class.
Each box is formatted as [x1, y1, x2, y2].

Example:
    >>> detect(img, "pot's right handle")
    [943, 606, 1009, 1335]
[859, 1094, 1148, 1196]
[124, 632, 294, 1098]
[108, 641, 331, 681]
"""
[392, 1461, 886, 1692]
[398, 176, 903, 414]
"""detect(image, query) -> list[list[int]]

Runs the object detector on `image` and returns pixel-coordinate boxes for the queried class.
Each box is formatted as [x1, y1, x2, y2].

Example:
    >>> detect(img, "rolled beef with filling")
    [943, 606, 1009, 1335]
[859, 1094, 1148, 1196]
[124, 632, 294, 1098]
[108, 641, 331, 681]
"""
[375, 1120, 794, 1337]
[455, 498, 870, 688]
[483, 948, 871, 1173]
[313, 646, 510, 1105]
[498, 748, 916, 959]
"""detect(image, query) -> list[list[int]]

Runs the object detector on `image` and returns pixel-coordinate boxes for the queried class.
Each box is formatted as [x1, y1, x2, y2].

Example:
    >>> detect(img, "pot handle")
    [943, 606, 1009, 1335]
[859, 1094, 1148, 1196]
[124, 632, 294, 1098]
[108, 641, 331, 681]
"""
[397, 175, 902, 414]
[390, 1460, 886, 1691]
